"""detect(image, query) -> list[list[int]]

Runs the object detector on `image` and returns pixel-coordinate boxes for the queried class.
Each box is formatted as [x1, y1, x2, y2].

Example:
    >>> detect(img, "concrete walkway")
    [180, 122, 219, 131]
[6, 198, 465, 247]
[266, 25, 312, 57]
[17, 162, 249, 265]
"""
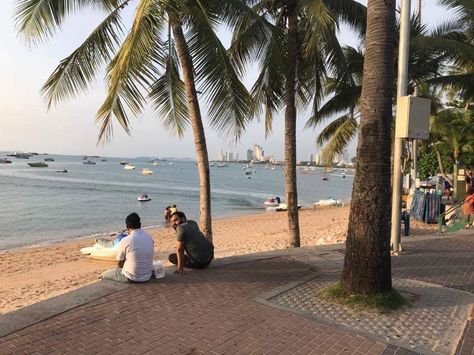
[0, 232, 473, 354]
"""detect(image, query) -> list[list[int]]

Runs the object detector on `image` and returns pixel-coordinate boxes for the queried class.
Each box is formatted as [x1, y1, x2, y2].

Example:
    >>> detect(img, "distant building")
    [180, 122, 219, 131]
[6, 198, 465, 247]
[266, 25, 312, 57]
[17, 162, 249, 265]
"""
[246, 149, 253, 161]
[235, 153, 239, 161]
[226, 152, 234, 161]
[218, 150, 225, 161]
[308, 153, 314, 162]
[253, 144, 264, 161]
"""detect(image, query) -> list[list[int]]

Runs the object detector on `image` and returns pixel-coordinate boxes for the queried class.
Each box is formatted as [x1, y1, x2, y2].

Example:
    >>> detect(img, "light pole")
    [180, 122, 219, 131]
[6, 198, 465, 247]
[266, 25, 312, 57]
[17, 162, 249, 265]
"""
[391, 0, 411, 253]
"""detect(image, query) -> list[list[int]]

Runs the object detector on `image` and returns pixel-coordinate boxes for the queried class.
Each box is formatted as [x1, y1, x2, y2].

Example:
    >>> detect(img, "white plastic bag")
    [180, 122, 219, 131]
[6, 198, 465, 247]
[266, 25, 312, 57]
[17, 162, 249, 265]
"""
[153, 261, 165, 279]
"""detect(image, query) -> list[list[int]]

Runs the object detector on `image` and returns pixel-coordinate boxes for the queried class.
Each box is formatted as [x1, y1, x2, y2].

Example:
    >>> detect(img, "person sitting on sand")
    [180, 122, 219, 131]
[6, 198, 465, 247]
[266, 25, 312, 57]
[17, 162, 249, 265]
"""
[101, 212, 154, 283]
[169, 211, 214, 275]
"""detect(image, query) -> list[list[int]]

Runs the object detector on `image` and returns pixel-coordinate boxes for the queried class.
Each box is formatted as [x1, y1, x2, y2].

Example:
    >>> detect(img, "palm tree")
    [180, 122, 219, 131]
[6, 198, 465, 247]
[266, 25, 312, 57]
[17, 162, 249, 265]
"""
[308, 16, 474, 164]
[15, 0, 254, 241]
[231, 0, 367, 247]
[340, 0, 395, 294]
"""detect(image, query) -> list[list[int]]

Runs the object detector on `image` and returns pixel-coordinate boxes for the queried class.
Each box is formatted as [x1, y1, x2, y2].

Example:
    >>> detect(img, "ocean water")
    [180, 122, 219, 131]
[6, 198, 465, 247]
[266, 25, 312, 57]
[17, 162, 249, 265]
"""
[0, 153, 353, 250]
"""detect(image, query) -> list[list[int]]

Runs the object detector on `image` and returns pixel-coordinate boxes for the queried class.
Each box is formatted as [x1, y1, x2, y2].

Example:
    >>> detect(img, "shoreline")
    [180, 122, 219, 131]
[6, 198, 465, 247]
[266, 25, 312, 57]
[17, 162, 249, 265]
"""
[0, 206, 437, 314]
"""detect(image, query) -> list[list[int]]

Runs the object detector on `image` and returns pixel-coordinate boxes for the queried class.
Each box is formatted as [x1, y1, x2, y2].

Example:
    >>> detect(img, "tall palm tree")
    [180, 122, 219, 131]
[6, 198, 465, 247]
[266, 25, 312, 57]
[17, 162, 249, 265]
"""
[15, 0, 254, 241]
[231, 0, 367, 247]
[340, 0, 395, 294]
[308, 16, 474, 164]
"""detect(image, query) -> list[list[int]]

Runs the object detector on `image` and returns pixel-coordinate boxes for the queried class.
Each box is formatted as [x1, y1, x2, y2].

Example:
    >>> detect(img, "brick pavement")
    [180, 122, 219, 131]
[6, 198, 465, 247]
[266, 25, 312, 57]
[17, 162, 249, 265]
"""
[1, 234, 474, 354]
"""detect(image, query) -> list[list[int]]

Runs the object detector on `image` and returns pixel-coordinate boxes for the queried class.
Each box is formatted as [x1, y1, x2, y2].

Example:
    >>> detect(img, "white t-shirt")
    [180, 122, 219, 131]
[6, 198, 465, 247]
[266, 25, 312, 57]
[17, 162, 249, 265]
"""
[116, 229, 154, 282]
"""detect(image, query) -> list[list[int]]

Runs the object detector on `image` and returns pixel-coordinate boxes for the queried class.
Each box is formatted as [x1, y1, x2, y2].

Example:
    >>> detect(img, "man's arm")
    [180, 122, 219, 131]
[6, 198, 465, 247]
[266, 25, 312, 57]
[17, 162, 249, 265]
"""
[176, 241, 185, 275]
[117, 259, 125, 268]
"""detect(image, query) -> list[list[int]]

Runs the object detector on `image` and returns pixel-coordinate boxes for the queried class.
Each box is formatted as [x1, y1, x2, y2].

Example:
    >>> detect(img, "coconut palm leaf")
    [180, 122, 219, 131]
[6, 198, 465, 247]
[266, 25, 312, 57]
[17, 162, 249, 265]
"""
[427, 73, 474, 101]
[96, 0, 164, 142]
[317, 113, 358, 164]
[187, 1, 254, 140]
[149, 32, 189, 138]
[42, 2, 127, 108]
[15, 0, 120, 44]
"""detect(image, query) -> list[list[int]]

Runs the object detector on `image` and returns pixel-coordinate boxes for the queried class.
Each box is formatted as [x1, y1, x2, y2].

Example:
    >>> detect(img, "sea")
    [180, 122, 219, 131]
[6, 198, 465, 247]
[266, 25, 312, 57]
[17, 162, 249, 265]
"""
[0, 153, 353, 250]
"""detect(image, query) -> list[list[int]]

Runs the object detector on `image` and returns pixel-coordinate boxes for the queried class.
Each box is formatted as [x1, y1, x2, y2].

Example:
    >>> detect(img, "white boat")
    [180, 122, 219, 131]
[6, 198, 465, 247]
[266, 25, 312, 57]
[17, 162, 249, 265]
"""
[0, 158, 12, 164]
[274, 203, 302, 212]
[124, 164, 135, 170]
[217, 163, 228, 167]
[138, 194, 151, 202]
[83, 160, 96, 165]
[80, 242, 118, 261]
[120, 161, 129, 165]
[142, 168, 153, 175]
[314, 198, 343, 207]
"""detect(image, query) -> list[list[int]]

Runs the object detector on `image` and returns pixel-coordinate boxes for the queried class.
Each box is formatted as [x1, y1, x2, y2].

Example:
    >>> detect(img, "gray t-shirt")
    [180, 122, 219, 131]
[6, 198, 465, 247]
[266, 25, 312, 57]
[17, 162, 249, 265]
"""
[176, 221, 214, 261]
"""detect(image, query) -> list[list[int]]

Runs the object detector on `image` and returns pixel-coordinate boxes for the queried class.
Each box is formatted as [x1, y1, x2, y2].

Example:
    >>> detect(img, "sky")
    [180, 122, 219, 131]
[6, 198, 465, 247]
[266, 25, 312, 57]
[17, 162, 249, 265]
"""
[0, 0, 454, 160]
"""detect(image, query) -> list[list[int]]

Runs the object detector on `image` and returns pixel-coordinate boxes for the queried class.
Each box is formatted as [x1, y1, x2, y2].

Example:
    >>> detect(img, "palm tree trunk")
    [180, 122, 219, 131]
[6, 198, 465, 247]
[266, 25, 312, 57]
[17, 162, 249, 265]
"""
[340, 0, 395, 294]
[284, 3, 300, 248]
[171, 20, 213, 241]
[434, 146, 452, 185]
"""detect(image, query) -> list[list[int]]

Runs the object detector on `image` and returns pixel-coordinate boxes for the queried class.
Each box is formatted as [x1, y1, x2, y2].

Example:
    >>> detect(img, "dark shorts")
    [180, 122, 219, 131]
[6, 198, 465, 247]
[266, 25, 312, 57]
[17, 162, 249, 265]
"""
[168, 253, 212, 269]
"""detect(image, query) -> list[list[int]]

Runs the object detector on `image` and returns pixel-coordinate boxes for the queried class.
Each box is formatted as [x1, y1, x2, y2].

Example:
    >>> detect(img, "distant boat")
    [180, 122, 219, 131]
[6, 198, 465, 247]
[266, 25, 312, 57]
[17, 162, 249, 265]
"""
[101, 159, 107, 162]
[137, 194, 151, 202]
[169, 162, 173, 165]
[124, 164, 135, 170]
[217, 163, 228, 167]
[12, 153, 30, 159]
[56, 169, 68, 173]
[120, 161, 129, 165]
[210, 162, 215, 167]
[83, 156, 88, 160]
[83, 160, 96, 165]
[0, 158, 12, 164]
[44, 158, 55, 162]
[28, 161, 48, 168]
[142, 168, 153, 175]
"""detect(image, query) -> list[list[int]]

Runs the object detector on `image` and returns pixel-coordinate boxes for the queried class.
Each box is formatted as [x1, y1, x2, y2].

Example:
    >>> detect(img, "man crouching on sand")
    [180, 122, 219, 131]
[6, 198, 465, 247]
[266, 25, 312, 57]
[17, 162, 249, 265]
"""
[169, 211, 214, 275]
[101, 212, 154, 283]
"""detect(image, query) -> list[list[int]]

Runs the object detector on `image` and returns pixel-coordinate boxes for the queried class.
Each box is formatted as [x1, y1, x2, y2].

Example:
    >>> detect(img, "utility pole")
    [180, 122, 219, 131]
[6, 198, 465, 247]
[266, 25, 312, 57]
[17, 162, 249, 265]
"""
[391, 0, 411, 253]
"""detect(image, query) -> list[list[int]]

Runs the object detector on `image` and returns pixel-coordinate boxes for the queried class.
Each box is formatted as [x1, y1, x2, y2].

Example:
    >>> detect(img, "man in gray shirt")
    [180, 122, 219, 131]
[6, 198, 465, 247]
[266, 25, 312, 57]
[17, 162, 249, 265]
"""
[169, 211, 214, 275]
[101, 212, 154, 283]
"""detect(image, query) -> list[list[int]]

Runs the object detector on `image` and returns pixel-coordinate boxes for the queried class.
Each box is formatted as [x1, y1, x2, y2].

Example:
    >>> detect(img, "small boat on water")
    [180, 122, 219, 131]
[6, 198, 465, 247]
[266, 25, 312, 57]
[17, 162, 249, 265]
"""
[120, 161, 129, 165]
[264, 197, 281, 207]
[124, 164, 135, 170]
[28, 161, 48, 168]
[142, 168, 153, 175]
[0, 158, 12, 164]
[44, 158, 55, 162]
[101, 159, 107, 162]
[137, 194, 151, 202]
[83, 160, 96, 165]
[56, 169, 68, 173]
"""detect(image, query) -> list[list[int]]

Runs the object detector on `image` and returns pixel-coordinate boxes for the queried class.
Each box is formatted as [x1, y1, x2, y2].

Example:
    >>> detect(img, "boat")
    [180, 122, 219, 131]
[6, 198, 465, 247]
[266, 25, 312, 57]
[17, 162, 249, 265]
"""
[80, 231, 128, 260]
[264, 197, 281, 207]
[124, 164, 135, 170]
[274, 203, 302, 212]
[217, 163, 228, 167]
[0, 158, 12, 164]
[142, 168, 153, 175]
[83, 160, 96, 165]
[169, 162, 173, 165]
[138, 194, 151, 202]
[245, 170, 253, 175]
[56, 169, 68, 173]
[120, 161, 129, 165]
[101, 159, 107, 162]
[210, 162, 216, 167]
[11, 153, 30, 159]
[314, 198, 342, 207]
[27, 161, 48, 167]
[82, 156, 88, 160]
[44, 158, 55, 162]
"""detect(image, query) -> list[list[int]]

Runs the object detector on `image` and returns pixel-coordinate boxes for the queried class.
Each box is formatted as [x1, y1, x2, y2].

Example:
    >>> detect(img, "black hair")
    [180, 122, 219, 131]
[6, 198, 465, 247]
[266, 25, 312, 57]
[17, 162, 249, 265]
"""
[170, 211, 186, 221]
[126, 212, 141, 229]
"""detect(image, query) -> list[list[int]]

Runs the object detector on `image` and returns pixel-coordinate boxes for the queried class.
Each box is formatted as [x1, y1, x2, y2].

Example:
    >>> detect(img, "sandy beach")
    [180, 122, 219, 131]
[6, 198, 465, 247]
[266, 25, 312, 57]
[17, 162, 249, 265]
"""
[0, 206, 437, 314]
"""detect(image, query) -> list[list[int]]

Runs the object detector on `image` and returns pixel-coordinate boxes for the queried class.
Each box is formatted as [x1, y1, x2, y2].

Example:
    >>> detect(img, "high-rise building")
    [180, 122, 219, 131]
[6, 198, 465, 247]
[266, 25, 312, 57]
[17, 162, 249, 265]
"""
[235, 153, 239, 161]
[253, 144, 264, 161]
[246, 149, 253, 161]
[308, 153, 314, 162]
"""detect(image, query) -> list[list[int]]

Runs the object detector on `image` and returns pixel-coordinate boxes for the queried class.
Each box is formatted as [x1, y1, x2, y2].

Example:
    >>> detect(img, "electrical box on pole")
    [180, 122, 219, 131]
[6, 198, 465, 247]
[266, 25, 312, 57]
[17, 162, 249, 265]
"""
[395, 96, 431, 140]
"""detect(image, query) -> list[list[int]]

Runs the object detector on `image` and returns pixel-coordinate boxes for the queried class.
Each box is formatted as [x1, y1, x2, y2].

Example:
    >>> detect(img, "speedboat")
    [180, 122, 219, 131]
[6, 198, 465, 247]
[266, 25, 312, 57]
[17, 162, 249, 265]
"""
[27, 161, 48, 167]
[142, 168, 153, 175]
[124, 164, 135, 170]
[264, 197, 280, 206]
[56, 169, 68, 173]
[138, 194, 151, 202]
[83, 160, 96, 165]
[44, 158, 55, 162]
[0, 158, 12, 164]
[120, 161, 129, 165]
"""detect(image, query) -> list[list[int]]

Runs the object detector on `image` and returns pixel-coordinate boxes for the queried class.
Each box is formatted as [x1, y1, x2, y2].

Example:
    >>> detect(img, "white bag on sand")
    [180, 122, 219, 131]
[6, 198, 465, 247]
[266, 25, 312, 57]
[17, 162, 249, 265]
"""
[153, 261, 165, 279]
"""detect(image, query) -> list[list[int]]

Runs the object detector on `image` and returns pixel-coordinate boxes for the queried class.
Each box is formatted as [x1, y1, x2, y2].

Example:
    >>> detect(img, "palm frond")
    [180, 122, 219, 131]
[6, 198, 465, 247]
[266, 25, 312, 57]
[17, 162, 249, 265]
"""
[149, 32, 189, 137]
[317, 114, 358, 164]
[187, 2, 254, 140]
[96, 0, 164, 143]
[42, 2, 127, 108]
[428, 73, 474, 101]
[15, 0, 120, 44]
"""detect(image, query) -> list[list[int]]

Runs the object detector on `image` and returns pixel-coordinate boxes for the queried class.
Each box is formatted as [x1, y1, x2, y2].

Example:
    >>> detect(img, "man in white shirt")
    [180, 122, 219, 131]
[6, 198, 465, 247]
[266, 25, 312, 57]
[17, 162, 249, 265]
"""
[101, 213, 154, 283]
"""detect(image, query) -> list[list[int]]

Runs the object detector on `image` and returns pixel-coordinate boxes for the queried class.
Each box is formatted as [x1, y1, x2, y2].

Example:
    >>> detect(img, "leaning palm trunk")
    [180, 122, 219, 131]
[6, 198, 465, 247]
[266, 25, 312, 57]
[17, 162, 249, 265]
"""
[341, 0, 394, 294]
[284, 5, 300, 248]
[171, 20, 213, 241]
[434, 146, 452, 185]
